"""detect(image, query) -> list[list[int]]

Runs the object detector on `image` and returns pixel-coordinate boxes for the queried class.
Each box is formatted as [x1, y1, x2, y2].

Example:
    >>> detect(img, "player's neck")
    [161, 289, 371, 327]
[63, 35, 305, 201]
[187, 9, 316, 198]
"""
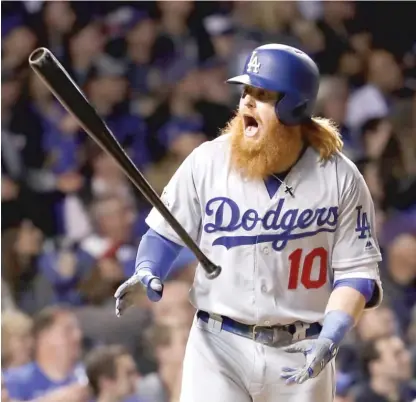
[273, 139, 307, 175]
[370, 375, 401, 400]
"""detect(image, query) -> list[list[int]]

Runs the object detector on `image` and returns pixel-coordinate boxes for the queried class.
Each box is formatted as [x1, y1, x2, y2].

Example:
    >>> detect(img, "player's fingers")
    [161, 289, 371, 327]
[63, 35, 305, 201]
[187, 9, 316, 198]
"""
[285, 366, 313, 385]
[283, 374, 298, 385]
[283, 340, 312, 354]
[115, 291, 139, 316]
[280, 367, 299, 381]
[115, 297, 130, 317]
[282, 344, 304, 353]
[281, 367, 297, 373]
[295, 370, 311, 384]
[114, 282, 130, 299]
[115, 297, 123, 317]
[114, 276, 142, 299]
[280, 372, 295, 380]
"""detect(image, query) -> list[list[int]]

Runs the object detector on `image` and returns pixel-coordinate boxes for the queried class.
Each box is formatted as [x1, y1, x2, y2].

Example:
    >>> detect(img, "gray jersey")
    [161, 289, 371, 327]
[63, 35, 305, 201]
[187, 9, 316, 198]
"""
[146, 135, 382, 326]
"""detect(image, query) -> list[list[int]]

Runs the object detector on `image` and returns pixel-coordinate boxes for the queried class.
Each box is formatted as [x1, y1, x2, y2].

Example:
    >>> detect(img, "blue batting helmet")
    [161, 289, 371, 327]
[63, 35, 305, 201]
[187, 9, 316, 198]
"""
[227, 44, 320, 125]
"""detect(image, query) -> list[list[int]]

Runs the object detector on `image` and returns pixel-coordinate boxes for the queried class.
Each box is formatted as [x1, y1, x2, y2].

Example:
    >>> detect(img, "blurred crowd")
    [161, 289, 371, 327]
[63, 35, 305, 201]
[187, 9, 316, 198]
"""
[1, 1, 415, 402]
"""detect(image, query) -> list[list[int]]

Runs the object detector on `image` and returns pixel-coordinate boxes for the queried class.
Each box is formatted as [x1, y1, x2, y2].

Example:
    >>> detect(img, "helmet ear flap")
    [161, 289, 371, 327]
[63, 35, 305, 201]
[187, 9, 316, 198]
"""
[292, 102, 309, 119]
[275, 95, 310, 126]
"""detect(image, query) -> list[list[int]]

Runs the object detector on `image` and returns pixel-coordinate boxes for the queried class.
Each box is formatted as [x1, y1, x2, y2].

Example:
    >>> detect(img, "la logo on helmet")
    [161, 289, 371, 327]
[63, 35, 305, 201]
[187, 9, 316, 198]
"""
[247, 52, 261, 74]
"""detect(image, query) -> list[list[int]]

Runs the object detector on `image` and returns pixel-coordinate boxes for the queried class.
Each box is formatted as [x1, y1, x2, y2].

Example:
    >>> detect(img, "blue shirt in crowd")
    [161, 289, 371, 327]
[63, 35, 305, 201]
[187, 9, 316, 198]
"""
[90, 396, 143, 402]
[4, 362, 84, 401]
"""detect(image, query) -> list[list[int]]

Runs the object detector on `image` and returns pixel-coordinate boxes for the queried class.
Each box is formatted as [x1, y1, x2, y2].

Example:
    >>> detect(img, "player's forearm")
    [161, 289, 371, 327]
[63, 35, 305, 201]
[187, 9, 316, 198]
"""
[318, 278, 375, 345]
[325, 286, 366, 323]
[135, 228, 184, 281]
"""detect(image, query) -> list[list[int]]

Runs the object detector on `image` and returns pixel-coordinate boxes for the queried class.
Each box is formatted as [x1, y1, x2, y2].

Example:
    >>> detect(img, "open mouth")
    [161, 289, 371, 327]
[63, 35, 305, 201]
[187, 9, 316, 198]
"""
[243, 115, 260, 137]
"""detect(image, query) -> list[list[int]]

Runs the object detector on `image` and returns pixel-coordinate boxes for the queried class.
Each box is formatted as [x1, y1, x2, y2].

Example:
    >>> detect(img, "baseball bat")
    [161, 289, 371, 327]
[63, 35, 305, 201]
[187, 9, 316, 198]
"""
[28, 47, 221, 280]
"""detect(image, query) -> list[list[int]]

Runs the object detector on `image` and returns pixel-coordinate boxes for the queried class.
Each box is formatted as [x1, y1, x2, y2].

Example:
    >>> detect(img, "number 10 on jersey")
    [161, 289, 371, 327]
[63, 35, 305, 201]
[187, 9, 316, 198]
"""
[288, 247, 328, 290]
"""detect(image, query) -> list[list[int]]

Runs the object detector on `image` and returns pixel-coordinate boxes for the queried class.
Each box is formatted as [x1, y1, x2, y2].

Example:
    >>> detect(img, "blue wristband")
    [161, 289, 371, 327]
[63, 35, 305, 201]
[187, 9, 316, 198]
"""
[135, 229, 184, 280]
[318, 310, 354, 345]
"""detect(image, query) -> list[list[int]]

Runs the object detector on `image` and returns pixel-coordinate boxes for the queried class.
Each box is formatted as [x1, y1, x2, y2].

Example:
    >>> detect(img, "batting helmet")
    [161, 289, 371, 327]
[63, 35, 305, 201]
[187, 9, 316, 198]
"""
[227, 44, 320, 125]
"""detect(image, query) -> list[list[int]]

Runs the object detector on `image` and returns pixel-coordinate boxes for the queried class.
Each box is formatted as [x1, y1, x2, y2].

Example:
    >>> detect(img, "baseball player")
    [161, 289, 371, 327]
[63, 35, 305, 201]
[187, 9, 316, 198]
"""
[115, 44, 383, 402]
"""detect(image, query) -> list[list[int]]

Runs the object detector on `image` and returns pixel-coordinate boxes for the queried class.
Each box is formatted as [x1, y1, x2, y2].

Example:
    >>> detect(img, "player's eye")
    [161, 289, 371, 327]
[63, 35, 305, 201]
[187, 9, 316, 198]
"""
[257, 90, 273, 101]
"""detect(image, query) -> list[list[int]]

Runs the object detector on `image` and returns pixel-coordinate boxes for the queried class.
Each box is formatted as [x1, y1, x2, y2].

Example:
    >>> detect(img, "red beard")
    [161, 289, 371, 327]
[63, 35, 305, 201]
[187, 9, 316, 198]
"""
[224, 113, 303, 180]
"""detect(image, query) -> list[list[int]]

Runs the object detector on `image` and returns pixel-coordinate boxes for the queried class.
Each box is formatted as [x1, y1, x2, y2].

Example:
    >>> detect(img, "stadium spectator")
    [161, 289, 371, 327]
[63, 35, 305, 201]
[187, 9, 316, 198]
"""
[314, 75, 358, 158]
[1, 279, 16, 312]
[138, 323, 188, 402]
[355, 304, 399, 342]
[1, 310, 34, 370]
[316, 2, 357, 75]
[3, 305, 89, 401]
[37, 1, 76, 59]
[123, 9, 162, 102]
[1, 221, 44, 314]
[65, 17, 106, 87]
[246, 1, 303, 48]
[1, 377, 11, 402]
[346, 50, 403, 134]
[354, 335, 414, 402]
[1, 68, 24, 231]
[1, 2, 415, 401]
[2, 13, 37, 71]
[384, 234, 416, 337]
[156, 1, 199, 69]
[151, 280, 195, 328]
[85, 345, 141, 402]
[2, 68, 60, 236]
[36, 238, 95, 306]
[78, 195, 137, 301]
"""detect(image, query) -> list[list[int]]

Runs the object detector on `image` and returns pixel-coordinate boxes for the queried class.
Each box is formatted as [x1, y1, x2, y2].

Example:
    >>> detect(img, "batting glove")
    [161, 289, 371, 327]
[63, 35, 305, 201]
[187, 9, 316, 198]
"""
[114, 268, 163, 317]
[280, 338, 338, 385]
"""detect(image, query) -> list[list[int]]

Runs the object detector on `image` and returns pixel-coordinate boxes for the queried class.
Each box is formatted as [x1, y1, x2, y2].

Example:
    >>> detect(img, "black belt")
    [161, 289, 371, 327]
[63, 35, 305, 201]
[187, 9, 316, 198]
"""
[197, 310, 322, 347]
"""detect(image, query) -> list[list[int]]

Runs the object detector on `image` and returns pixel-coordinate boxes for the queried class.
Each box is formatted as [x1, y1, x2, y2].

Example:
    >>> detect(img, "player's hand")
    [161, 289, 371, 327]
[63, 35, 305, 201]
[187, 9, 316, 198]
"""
[280, 338, 338, 385]
[114, 269, 163, 317]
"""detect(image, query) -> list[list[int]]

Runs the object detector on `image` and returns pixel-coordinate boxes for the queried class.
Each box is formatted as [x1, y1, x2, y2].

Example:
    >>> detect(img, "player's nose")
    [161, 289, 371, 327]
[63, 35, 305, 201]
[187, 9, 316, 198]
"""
[242, 92, 256, 109]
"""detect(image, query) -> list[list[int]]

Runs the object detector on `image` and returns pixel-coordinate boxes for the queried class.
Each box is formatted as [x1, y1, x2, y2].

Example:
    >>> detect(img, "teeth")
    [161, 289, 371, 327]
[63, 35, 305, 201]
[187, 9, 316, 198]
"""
[245, 125, 259, 137]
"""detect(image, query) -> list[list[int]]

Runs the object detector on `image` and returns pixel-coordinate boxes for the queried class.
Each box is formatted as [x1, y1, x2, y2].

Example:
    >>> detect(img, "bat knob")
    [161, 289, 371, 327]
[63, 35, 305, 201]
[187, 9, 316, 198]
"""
[205, 265, 222, 280]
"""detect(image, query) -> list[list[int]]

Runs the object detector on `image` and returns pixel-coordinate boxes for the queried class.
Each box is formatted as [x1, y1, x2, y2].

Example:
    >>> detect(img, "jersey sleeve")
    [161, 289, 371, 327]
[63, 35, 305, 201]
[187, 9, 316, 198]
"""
[331, 169, 383, 308]
[332, 170, 382, 269]
[145, 150, 201, 246]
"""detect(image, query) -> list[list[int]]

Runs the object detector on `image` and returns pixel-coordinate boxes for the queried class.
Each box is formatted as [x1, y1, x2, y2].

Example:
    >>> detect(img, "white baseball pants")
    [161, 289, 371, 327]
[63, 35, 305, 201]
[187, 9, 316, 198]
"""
[180, 315, 336, 402]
